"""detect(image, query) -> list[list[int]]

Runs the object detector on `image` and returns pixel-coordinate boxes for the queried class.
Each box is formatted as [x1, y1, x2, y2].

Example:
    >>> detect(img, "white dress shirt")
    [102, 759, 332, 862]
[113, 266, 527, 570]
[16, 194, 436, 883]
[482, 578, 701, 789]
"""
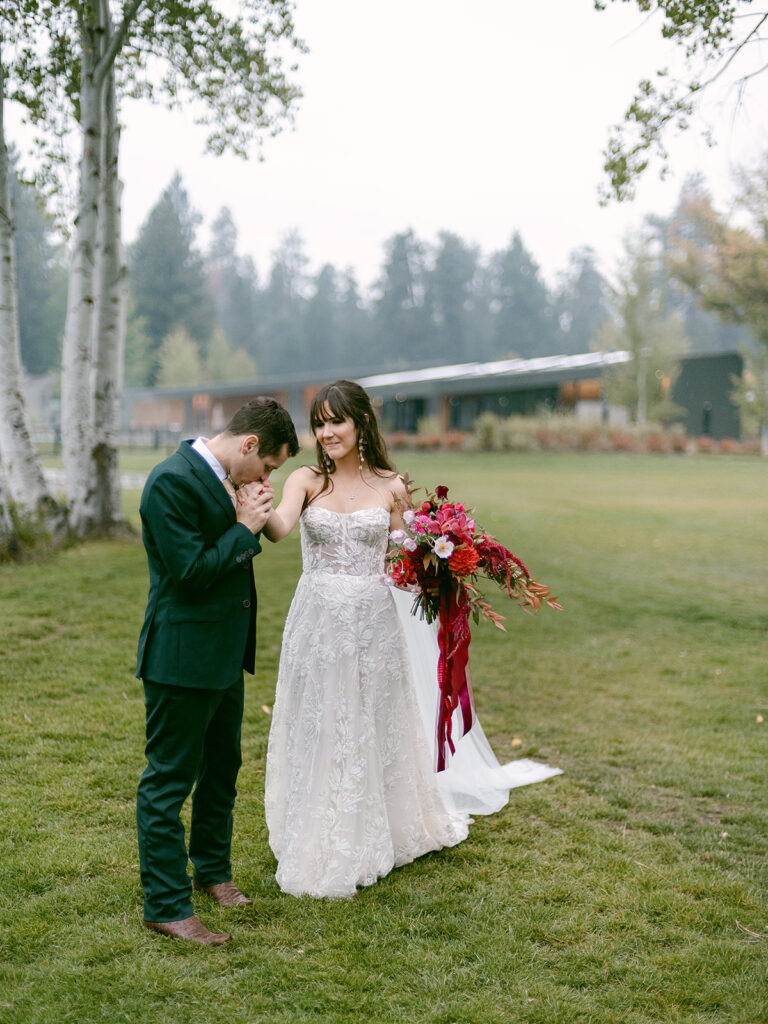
[191, 437, 227, 482]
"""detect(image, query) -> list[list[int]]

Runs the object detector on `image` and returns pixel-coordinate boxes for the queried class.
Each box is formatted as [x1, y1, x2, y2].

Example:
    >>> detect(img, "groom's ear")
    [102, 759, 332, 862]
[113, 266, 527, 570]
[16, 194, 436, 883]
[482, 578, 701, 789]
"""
[241, 434, 260, 455]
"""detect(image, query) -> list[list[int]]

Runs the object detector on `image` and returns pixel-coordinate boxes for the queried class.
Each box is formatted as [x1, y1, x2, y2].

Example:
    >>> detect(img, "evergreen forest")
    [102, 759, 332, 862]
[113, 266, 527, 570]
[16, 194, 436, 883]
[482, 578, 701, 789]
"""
[16, 169, 747, 389]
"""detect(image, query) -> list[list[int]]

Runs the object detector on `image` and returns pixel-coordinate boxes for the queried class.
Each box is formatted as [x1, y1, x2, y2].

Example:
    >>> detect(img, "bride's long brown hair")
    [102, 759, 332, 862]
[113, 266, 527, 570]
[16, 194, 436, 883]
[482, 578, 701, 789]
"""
[309, 380, 395, 497]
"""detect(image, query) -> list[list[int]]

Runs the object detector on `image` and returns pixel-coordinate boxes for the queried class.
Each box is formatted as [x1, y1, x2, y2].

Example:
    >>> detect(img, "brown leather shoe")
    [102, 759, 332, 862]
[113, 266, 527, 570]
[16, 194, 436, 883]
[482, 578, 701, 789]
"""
[143, 915, 230, 945]
[193, 880, 254, 907]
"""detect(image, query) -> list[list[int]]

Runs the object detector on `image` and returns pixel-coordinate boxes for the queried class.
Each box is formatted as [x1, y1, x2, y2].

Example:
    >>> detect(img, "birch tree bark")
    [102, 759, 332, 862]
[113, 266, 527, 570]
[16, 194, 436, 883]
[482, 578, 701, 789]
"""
[62, 0, 145, 535]
[0, 461, 19, 561]
[91, 5, 127, 531]
[0, 45, 63, 527]
[60, 1, 105, 535]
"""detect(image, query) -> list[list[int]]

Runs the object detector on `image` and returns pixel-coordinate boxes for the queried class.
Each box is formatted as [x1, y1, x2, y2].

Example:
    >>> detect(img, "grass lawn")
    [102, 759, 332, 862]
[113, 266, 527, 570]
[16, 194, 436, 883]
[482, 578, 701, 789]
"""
[1, 451, 766, 1023]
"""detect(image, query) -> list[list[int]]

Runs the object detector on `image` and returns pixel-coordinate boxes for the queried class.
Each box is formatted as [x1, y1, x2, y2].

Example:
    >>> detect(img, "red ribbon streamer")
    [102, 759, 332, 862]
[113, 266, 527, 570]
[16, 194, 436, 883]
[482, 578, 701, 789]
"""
[435, 582, 475, 771]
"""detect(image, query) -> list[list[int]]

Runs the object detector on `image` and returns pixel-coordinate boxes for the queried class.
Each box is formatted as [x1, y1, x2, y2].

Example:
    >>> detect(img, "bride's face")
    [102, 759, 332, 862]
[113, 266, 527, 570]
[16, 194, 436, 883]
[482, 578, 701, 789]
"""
[315, 405, 358, 462]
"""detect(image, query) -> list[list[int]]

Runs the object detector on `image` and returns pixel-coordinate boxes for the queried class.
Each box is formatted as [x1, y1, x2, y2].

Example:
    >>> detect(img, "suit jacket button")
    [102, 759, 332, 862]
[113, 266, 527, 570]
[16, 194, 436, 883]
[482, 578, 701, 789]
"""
[243, 599, 251, 608]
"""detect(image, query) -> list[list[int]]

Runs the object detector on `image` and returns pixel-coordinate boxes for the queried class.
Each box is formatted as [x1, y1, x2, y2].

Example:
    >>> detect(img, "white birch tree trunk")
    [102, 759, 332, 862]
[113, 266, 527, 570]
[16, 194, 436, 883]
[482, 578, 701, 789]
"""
[0, 48, 62, 526]
[61, 0, 142, 535]
[61, 9, 103, 536]
[91, 38, 127, 530]
[0, 460, 19, 561]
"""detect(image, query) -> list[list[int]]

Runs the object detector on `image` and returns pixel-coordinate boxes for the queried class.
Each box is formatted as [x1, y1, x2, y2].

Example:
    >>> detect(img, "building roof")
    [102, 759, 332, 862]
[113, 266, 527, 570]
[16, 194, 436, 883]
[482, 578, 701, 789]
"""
[124, 349, 741, 403]
[357, 351, 632, 392]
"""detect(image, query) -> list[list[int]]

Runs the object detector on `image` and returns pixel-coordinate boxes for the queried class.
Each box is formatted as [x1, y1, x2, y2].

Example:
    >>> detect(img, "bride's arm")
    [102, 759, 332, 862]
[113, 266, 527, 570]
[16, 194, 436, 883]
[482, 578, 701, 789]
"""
[260, 466, 316, 542]
[388, 474, 418, 592]
[388, 473, 412, 532]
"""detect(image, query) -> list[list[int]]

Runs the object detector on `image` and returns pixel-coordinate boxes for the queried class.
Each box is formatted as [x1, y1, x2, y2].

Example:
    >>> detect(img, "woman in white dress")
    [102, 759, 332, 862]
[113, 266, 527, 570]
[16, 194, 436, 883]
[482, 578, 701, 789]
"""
[260, 381, 560, 899]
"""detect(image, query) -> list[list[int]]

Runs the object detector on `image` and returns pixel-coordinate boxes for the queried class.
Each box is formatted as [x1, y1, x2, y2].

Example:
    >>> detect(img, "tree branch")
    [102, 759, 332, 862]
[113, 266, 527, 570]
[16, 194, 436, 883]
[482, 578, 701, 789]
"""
[94, 0, 145, 84]
[696, 13, 768, 92]
[599, 4, 768, 201]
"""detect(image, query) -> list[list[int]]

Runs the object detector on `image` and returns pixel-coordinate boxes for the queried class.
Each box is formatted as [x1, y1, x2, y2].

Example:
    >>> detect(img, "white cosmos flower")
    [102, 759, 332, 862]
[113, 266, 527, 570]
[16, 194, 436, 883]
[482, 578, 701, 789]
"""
[389, 529, 408, 544]
[403, 509, 416, 526]
[434, 536, 455, 559]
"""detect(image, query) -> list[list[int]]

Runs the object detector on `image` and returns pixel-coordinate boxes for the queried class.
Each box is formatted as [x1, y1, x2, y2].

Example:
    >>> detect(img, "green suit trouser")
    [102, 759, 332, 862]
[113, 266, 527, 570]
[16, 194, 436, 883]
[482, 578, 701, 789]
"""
[137, 676, 244, 922]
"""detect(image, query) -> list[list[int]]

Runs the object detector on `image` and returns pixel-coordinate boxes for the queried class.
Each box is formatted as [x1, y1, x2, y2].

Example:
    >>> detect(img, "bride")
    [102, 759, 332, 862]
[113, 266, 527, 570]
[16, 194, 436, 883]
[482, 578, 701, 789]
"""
[260, 380, 560, 899]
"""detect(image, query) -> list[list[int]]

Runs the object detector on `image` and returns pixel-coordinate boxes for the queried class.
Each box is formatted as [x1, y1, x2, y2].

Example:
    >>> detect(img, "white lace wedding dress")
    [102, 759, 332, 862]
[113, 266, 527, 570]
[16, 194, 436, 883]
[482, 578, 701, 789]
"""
[264, 505, 561, 899]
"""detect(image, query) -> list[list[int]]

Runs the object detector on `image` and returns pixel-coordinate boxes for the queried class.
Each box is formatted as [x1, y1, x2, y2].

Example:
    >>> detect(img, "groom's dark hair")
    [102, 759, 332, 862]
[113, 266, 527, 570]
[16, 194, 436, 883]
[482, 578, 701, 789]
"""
[226, 397, 299, 457]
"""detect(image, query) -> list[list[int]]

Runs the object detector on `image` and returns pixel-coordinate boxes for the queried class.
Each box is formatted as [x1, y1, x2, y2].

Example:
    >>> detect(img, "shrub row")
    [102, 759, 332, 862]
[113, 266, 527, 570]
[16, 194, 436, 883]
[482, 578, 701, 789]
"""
[383, 413, 758, 455]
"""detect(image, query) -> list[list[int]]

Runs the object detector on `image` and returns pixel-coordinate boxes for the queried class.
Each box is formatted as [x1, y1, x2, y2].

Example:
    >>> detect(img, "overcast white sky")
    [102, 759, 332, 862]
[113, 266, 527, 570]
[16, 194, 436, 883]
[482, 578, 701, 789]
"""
[17, 1, 768, 290]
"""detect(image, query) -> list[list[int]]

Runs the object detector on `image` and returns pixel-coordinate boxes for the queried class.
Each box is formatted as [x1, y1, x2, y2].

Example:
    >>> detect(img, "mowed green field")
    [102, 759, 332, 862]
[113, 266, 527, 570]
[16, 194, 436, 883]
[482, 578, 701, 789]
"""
[0, 452, 766, 1024]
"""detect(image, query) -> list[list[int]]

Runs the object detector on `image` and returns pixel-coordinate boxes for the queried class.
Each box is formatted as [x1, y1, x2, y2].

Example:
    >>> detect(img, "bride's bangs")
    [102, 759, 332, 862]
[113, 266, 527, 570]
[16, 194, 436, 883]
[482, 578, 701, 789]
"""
[309, 385, 356, 431]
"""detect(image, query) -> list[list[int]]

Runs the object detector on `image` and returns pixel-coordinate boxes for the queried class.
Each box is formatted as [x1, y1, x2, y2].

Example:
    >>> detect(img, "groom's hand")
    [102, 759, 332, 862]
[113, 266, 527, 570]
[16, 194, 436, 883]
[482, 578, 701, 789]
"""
[235, 482, 275, 534]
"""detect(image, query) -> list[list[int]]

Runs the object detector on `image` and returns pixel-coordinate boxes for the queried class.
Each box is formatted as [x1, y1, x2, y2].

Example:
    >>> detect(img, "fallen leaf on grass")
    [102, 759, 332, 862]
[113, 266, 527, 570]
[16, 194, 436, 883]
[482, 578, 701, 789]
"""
[511, 737, 523, 747]
[634, 860, 663, 875]
[757, 714, 764, 723]
[261, 705, 272, 715]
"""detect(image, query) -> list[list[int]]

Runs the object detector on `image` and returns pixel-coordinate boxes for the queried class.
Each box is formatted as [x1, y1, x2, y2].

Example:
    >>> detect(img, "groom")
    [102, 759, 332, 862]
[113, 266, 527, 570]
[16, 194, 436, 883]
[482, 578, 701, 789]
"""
[136, 397, 298, 945]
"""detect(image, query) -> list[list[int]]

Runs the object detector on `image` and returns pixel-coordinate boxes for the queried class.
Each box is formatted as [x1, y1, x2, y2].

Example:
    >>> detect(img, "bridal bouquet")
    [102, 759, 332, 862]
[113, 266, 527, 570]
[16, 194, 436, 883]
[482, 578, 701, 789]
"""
[386, 481, 561, 770]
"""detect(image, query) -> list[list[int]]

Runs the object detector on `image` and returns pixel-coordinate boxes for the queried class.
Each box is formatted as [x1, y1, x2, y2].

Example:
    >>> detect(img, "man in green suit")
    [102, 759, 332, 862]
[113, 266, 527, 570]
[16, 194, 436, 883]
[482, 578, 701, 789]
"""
[136, 397, 298, 945]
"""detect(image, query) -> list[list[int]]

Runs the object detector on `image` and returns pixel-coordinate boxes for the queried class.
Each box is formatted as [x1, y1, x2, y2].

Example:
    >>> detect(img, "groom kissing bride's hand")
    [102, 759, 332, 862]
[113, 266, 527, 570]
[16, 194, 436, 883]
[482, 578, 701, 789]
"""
[135, 397, 298, 945]
[234, 480, 275, 534]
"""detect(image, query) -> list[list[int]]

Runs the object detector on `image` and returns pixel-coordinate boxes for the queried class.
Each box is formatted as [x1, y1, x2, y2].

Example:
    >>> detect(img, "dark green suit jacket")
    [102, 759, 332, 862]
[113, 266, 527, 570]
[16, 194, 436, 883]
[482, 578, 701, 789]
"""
[136, 441, 260, 689]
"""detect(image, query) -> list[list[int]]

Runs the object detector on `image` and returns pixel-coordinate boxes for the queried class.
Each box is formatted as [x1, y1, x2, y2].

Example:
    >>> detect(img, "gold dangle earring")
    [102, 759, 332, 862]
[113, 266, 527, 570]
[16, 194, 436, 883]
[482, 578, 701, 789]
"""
[358, 436, 365, 466]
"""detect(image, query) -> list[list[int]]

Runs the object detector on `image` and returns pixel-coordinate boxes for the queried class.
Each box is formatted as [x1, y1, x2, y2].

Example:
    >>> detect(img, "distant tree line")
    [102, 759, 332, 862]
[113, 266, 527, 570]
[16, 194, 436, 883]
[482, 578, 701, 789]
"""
[122, 173, 616, 385]
[16, 169, 750, 391]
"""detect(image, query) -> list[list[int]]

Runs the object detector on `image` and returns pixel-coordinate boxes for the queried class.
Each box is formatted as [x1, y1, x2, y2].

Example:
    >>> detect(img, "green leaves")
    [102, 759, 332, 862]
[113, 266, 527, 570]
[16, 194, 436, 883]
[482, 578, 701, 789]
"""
[123, 0, 304, 159]
[2, 1, 304, 212]
[595, 2, 767, 202]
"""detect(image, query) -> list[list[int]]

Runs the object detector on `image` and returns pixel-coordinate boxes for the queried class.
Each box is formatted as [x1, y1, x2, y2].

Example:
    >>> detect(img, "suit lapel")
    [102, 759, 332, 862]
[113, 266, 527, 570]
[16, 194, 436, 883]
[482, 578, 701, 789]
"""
[177, 441, 236, 519]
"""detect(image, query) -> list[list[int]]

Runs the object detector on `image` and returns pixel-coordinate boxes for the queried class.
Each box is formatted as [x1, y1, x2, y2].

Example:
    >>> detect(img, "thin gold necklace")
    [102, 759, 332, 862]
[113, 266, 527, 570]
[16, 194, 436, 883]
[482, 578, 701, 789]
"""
[342, 469, 365, 501]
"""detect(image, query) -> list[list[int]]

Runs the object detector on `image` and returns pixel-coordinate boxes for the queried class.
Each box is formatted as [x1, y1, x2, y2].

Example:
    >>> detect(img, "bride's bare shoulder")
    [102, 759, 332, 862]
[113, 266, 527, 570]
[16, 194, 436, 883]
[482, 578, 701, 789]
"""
[382, 471, 411, 507]
[286, 463, 326, 503]
[288, 464, 321, 482]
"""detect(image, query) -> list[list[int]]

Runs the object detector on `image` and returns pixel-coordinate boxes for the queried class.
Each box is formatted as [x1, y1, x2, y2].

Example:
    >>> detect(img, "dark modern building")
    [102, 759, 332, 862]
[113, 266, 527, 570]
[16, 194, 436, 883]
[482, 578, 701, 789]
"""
[121, 350, 743, 441]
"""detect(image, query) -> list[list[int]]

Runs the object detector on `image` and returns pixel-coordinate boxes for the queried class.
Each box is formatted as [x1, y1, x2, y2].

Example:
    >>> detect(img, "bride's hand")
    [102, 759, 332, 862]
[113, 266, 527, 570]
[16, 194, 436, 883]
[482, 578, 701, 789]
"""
[235, 482, 275, 533]
[237, 481, 274, 501]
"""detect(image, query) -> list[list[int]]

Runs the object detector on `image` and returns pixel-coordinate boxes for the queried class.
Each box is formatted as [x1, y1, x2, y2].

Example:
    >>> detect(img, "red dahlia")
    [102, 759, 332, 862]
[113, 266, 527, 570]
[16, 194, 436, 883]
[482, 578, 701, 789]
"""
[447, 545, 481, 576]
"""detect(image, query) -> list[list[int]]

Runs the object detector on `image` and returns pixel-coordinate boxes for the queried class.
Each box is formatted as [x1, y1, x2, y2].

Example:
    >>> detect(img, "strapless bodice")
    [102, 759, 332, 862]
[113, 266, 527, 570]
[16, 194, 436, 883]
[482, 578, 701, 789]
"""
[300, 505, 390, 577]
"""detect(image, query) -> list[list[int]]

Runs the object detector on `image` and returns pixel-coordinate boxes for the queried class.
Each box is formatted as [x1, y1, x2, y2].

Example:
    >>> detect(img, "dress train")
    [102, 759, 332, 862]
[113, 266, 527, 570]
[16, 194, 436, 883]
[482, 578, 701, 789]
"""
[390, 587, 562, 817]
